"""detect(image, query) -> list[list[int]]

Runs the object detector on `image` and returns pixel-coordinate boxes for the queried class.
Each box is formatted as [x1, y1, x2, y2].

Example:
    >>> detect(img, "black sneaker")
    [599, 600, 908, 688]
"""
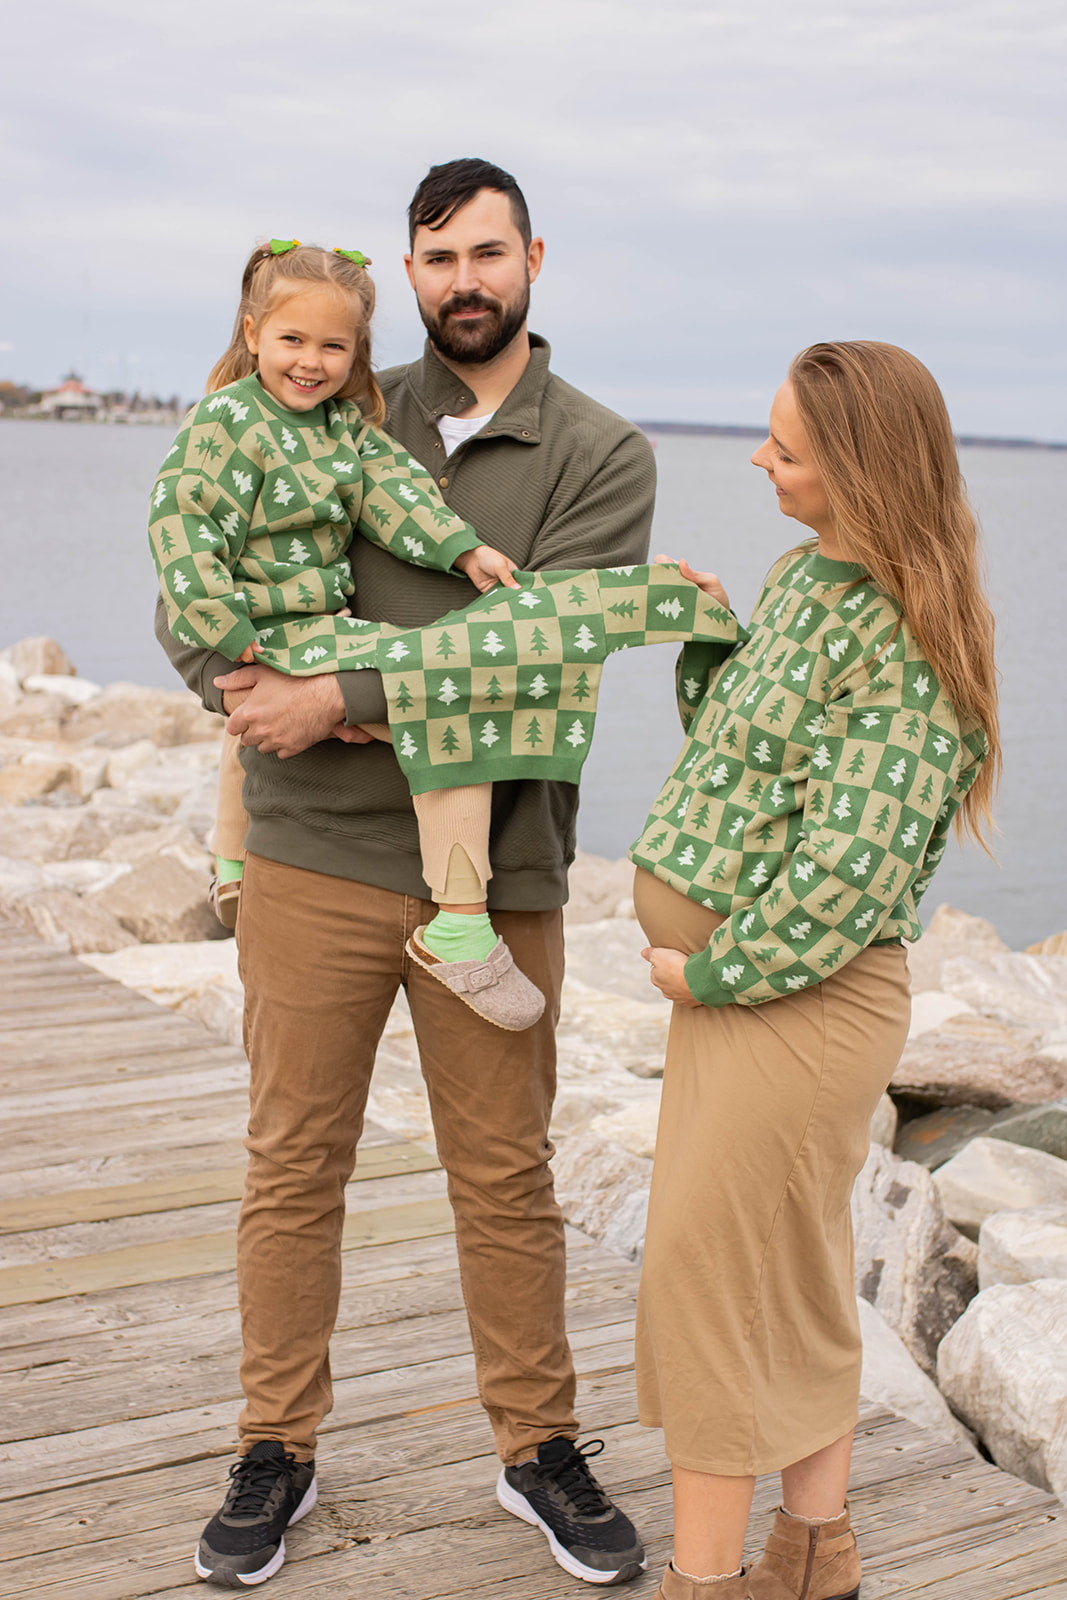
[194, 1440, 317, 1587]
[496, 1436, 646, 1585]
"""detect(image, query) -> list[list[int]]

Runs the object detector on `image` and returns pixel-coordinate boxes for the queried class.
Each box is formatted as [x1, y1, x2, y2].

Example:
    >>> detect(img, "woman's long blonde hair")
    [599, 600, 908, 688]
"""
[789, 340, 999, 847]
[207, 243, 385, 423]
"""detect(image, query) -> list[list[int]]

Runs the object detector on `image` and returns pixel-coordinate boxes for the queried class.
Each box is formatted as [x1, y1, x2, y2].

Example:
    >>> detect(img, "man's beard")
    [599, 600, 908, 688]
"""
[419, 281, 530, 365]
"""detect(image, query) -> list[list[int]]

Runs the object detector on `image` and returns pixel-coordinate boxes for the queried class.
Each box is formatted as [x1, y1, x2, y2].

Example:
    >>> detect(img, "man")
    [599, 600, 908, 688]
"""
[159, 158, 656, 1589]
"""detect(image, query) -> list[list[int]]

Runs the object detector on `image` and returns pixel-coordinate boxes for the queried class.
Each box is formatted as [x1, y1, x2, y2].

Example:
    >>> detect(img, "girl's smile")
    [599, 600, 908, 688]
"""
[244, 287, 358, 412]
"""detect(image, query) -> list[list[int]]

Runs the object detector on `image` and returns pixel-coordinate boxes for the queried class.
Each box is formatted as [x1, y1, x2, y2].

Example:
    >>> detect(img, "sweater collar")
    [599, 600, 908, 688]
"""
[803, 548, 869, 585]
[407, 334, 551, 445]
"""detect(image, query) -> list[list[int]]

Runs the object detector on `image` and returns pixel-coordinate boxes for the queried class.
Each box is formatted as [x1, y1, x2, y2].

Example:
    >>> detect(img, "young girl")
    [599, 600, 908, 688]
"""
[151, 240, 742, 1032]
[149, 239, 542, 1028]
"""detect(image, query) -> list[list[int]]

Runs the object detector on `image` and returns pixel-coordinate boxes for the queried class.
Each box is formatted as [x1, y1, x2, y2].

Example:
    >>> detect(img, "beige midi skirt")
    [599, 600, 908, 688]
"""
[632, 869, 912, 1477]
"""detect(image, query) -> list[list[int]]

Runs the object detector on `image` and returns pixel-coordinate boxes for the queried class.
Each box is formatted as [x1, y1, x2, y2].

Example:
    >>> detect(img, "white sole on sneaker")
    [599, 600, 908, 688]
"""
[194, 1477, 318, 1586]
[496, 1469, 646, 1585]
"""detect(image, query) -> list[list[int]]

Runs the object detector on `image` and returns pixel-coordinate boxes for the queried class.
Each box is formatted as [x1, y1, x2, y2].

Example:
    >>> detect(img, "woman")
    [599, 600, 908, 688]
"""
[630, 341, 999, 1599]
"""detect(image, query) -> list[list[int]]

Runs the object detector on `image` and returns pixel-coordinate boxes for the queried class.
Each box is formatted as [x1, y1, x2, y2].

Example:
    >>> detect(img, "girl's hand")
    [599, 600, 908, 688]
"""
[641, 945, 702, 1007]
[455, 544, 520, 592]
[655, 554, 730, 610]
[237, 641, 264, 664]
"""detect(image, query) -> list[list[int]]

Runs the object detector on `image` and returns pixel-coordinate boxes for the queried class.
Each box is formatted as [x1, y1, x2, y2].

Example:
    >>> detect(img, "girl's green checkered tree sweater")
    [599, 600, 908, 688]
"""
[628, 546, 988, 1008]
[148, 375, 481, 669]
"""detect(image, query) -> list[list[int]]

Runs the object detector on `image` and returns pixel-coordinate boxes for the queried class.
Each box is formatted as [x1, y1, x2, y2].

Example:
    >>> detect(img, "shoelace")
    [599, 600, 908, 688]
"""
[223, 1452, 295, 1519]
[537, 1439, 613, 1515]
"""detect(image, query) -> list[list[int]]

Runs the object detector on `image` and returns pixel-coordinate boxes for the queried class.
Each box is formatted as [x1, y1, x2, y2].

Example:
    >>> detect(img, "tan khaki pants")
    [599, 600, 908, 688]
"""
[234, 853, 575, 1462]
[214, 729, 492, 902]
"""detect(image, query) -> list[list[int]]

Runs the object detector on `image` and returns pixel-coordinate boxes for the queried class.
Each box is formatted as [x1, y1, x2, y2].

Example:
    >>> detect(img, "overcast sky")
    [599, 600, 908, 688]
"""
[4, 0, 1064, 438]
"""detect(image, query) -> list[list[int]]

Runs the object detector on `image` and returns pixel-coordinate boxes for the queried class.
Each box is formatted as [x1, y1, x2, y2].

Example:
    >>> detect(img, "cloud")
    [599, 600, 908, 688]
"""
[3, 0, 1064, 435]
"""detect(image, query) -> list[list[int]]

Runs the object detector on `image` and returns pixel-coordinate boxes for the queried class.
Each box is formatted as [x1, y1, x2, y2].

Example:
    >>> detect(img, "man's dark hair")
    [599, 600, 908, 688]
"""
[407, 158, 532, 250]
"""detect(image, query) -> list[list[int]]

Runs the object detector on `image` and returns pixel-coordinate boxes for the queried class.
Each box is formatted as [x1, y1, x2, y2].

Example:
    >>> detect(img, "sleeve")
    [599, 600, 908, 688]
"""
[154, 593, 232, 715]
[148, 413, 263, 661]
[672, 549, 798, 730]
[524, 431, 656, 572]
[353, 423, 482, 572]
[683, 669, 966, 1007]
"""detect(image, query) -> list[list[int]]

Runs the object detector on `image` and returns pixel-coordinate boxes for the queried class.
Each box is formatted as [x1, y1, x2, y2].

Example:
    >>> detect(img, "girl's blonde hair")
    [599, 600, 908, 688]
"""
[789, 340, 1000, 848]
[207, 242, 385, 424]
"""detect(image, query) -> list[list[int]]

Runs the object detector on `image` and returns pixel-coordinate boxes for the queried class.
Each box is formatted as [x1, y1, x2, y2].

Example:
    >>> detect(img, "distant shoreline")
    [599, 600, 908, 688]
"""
[2, 412, 1065, 452]
[636, 420, 1067, 452]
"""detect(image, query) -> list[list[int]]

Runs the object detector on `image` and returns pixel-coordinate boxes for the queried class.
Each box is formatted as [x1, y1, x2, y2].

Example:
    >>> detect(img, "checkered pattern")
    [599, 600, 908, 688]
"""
[149, 374, 479, 671]
[629, 548, 988, 1008]
[374, 564, 742, 794]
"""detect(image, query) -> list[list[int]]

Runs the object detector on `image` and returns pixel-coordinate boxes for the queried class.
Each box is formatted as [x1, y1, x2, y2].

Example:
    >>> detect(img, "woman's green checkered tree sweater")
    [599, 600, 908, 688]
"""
[149, 374, 480, 671]
[629, 546, 988, 1008]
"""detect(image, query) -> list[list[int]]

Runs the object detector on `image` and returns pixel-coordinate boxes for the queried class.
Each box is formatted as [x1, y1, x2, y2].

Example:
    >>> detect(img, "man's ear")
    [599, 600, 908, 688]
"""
[526, 237, 545, 286]
[403, 253, 416, 291]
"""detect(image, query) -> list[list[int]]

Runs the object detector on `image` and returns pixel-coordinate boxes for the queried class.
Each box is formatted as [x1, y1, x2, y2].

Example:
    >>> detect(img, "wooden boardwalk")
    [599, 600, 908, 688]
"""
[0, 917, 1064, 1600]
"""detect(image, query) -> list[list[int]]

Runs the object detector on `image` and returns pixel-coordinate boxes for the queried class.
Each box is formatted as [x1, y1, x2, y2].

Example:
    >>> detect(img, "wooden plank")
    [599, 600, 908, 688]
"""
[0, 1327, 638, 1498]
[0, 1278, 639, 1444]
[0, 1141, 440, 1234]
[0, 1196, 456, 1308]
[0, 1225, 604, 1349]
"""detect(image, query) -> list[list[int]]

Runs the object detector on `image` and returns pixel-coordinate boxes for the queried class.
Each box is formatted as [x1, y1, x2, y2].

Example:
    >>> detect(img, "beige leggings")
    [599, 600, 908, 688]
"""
[212, 729, 492, 904]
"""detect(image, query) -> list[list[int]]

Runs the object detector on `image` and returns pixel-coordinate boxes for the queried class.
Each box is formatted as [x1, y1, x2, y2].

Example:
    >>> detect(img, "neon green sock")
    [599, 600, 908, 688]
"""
[421, 909, 497, 964]
[216, 857, 244, 883]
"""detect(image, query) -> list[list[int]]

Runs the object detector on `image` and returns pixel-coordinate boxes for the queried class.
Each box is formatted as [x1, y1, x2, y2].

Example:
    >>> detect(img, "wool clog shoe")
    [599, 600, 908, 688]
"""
[406, 925, 545, 1031]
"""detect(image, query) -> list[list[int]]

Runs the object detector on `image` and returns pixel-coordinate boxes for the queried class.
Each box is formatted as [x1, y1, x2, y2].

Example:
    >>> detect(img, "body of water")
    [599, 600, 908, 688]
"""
[2, 418, 1064, 949]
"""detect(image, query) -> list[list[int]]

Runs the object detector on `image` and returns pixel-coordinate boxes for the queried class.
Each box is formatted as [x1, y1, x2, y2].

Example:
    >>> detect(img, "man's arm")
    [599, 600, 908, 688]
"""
[525, 430, 656, 572]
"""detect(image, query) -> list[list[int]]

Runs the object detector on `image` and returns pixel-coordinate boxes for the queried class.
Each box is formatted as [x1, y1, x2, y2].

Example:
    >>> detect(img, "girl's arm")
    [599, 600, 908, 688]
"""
[149, 417, 262, 663]
[351, 422, 484, 575]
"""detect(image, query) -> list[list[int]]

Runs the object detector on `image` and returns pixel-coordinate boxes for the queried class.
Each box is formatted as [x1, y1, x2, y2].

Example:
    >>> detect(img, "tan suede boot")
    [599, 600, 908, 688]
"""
[657, 1560, 750, 1599]
[746, 1503, 860, 1599]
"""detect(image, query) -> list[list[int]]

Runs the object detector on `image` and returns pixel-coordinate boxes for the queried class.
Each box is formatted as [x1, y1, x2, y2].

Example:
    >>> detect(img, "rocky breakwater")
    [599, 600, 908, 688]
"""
[3, 635, 1067, 1503]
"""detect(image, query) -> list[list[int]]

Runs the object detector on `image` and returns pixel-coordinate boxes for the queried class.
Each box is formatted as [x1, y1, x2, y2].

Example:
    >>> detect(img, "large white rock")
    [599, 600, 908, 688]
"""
[906, 904, 1008, 992]
[937, 1280, 1067, 1499]
[81, 939, 241, 1010]
[550, 1131, 651, 1262]
[907, 990, 973, 1038]
[564, 852, 639, 925]
[933, 1136, 1067, 1238]
[891, 1011, 1067, 1109]
[856, 1296, 978, 1457]
[0, 854, 46, 904]
[105, 739, 161, 787]
[851, 1142, 977, 1376]
[14, 888, 137, 954]
[941, 951, 1067, 1062]
[0, 636, 77, 681]
[91, 854, 225, 943]
[979, 1206, 1067, 1289]
[870, 1094, 898, 1148]
[586, 1096, 662, 1161]
[61, 683, 223, 748]
[21, 673, 101, 705]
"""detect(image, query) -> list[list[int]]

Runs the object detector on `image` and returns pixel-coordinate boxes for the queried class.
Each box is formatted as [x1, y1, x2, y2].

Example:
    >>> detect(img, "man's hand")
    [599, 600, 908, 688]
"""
[655, 554, 730, 610]
[455, 544, 520, 593]
[214, 664, 348, 758]
[641, 945, 702, 1007]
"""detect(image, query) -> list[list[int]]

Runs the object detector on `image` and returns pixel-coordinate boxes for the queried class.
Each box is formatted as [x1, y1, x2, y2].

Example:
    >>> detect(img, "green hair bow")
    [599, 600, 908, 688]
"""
[333, 247, 372, 267]
[267, 238, 301, 254]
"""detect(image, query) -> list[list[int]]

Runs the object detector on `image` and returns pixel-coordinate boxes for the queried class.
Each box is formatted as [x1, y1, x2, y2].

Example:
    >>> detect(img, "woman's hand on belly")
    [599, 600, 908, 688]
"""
[641, 946, 701, 1007]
